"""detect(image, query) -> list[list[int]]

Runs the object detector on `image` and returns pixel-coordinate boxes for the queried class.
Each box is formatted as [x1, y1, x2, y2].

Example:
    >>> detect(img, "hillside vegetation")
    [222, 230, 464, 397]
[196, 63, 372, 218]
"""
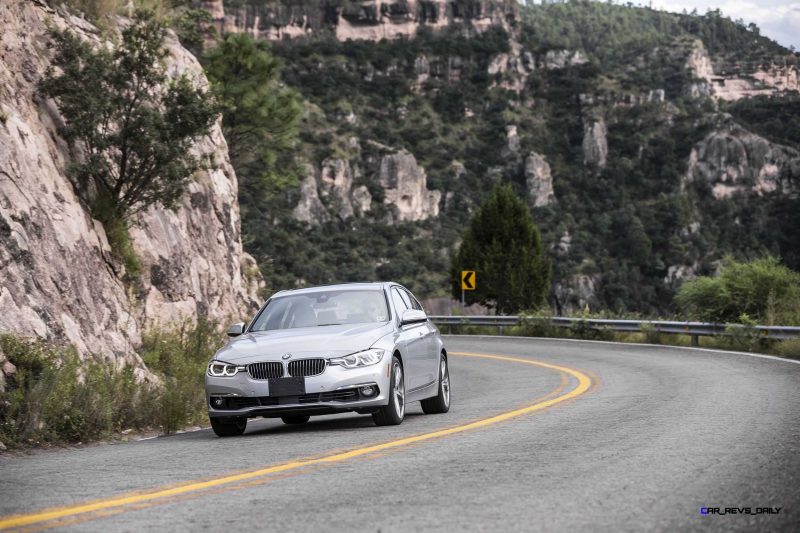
[226, 0, 798, 316]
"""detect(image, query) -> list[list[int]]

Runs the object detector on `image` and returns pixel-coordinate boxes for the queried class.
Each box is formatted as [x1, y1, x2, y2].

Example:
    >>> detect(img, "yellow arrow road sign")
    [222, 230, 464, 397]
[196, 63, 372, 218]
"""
[461, 270, 476, 290]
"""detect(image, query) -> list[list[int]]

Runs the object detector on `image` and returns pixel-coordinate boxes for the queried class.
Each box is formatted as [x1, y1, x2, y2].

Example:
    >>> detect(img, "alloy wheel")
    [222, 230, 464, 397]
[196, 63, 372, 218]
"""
[393, 362, 405, 418]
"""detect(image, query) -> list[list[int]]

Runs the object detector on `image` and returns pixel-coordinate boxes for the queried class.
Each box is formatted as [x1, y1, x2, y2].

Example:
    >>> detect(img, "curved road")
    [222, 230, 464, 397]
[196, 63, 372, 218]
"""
[1, 336, 798, 531]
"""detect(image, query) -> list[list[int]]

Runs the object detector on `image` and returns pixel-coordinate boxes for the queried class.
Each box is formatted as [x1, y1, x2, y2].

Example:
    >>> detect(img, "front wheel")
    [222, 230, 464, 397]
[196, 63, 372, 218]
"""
[210, 416, 247, 437]
[421, 355, 450, 414]
[373, 356, 405, 426]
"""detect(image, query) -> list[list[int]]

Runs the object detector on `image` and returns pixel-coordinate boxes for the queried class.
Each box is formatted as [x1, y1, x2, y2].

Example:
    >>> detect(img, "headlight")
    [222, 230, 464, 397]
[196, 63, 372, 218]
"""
[207, 361, 243, 377]
[329, 349, 385, 369]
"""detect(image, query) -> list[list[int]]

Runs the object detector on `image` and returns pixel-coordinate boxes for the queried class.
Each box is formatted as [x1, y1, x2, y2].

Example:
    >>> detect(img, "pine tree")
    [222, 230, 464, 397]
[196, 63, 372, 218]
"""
[451, 184, 551, 314]
[204, 33, 302, 192]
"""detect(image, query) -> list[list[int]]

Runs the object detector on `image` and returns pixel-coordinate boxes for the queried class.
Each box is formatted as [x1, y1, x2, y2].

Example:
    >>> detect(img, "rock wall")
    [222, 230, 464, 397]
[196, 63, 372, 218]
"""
[0, 0, 263, 370]
[685, 123, 799, 199]
[203, 0, 518, 42]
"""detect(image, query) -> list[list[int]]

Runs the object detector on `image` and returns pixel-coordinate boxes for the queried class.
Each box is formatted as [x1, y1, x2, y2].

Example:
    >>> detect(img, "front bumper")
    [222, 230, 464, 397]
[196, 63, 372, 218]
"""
[205, 360, 391, 419]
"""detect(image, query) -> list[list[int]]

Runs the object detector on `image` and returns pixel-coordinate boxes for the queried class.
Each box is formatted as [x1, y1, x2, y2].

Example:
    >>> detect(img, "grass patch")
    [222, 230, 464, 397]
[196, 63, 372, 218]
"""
[0, 319, 224, 449]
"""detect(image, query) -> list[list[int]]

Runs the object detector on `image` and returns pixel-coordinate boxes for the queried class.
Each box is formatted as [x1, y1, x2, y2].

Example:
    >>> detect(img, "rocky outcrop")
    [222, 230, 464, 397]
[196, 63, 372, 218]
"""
[378, 151, 441, 222]
[685, 124, 799, 199]
[543, 49, 587, 69]
[505, 125, 520, 154]
[554, 273, 598, 314]
[0, 1, 262, 370]
[687, 39, 799, 101]
[663, 263, 698, 286]
[292, 165, 329, 224]
[320, 158, 357, 219]
[524, 152, 555, 207]
[292, 158, 372, 225]
[582, 119, 608, 170]
[206, 0, 518, 42]
[0, 347, 16, 394]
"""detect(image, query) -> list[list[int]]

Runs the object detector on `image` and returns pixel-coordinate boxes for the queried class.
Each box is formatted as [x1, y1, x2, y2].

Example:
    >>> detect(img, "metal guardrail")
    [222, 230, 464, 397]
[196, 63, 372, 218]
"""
[429, 315, 800, 345]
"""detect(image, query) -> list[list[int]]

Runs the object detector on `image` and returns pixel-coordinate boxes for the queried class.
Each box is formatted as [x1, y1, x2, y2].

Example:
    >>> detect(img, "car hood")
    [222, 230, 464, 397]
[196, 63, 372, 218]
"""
[213, 322, 395, 363]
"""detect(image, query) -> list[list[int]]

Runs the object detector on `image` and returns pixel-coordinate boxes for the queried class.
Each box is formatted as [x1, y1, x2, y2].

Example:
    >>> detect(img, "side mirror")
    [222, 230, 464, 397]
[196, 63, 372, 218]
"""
[400, 309, 428, 326]
[227, 322, 246, 337]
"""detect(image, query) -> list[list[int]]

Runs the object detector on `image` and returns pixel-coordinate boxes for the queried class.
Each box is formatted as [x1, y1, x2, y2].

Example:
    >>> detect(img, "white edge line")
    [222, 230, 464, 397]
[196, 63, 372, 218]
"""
[442, 334, 800, 365]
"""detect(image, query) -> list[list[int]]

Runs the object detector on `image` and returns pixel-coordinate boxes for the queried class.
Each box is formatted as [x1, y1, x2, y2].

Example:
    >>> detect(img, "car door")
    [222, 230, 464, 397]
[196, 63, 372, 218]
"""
[403, 288, 439, 387]
[391, 287, 427, 391]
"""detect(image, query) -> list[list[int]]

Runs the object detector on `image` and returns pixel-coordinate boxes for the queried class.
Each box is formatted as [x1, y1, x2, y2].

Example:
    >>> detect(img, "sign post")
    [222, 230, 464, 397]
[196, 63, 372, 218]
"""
[461, 270, 476, 312]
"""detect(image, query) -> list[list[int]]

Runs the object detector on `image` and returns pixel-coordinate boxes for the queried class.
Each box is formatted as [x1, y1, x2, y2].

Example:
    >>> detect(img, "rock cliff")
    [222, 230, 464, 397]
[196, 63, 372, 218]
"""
[203, 0, 518, 42]
[0, 0, 263, 370]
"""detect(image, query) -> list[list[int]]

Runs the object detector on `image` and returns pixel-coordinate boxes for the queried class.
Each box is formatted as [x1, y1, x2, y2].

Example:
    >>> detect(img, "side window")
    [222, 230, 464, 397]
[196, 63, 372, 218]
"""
[403, 289, 423, 311]
[391, 288, 409, 318]
[396, 288, 413, 311]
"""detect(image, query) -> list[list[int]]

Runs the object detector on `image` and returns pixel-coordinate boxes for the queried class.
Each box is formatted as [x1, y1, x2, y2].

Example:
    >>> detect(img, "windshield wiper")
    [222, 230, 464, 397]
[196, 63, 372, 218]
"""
[316, 323, 342, 326]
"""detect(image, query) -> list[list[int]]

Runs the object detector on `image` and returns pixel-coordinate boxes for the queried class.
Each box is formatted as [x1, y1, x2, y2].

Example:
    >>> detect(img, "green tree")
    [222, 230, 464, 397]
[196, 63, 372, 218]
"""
[39, 11, 219, 225]
[204, 33, 302, 192]
[450, 184, 551, 314]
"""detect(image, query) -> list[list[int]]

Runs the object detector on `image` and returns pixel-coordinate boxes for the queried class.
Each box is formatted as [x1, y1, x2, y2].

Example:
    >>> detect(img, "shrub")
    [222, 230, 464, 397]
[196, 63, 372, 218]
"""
[0, 319, 224, 448]
[675, 257, 800, 325]
[772, 339, 800, 359]
[139, 318, 224, 434]
[0, 334, 153, 447]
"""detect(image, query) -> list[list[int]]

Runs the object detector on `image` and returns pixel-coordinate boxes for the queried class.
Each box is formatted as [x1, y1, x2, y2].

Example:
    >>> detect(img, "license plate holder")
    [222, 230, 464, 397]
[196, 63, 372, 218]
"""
[268, 376, 306, 396]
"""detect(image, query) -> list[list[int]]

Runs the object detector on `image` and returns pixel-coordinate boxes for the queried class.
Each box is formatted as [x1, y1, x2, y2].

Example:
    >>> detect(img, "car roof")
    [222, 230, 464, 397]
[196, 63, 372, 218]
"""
[271, 282, 397, 299]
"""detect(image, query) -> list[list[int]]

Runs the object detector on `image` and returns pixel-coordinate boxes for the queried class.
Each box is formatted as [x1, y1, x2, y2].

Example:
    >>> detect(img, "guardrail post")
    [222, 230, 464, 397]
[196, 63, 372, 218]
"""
[691, 334, 699, 347]
[499, 325, 504, 335]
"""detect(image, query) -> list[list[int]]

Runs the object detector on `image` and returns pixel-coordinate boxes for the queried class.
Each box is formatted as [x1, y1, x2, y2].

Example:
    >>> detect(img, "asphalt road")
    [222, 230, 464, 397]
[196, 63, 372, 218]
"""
[1, 336, 799, 532]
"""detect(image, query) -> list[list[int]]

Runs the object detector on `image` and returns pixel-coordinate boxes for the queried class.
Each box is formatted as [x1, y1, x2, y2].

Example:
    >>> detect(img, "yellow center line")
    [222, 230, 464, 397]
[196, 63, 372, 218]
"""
[0, 351, 592, 531]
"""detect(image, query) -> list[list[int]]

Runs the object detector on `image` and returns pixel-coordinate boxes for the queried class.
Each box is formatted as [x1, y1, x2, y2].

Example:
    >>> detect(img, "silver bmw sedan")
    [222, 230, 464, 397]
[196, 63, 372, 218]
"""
[205, 282, 451, 436]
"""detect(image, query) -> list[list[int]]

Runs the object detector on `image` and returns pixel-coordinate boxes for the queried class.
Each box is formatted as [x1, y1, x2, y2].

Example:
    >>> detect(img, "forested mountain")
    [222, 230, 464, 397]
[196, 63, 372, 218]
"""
[210, 0, 800, 315]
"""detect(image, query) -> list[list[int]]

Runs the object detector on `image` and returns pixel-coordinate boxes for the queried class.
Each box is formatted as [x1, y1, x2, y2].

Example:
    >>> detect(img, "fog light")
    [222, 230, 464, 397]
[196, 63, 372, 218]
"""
[211, 397, 225, 408]
[360, 386, 376, 397]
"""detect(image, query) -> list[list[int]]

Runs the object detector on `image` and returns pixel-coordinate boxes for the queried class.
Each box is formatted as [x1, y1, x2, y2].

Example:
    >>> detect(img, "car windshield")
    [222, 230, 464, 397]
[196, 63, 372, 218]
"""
[249, 289, 390, 331]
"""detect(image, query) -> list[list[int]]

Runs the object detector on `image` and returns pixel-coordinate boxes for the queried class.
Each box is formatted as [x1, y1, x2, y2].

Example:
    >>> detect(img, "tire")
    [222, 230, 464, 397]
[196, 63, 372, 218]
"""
[210, 416, 247, 437]
[373, 355, 405, 426]
[281, 415, 310, 425]
[421, 354, 450, 415]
